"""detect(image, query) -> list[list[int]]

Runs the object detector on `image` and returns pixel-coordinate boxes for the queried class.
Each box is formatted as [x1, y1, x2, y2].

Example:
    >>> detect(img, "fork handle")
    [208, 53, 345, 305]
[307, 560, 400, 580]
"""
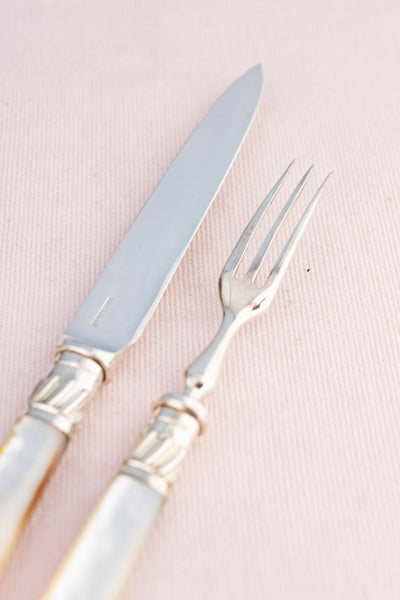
[42, 474, 163, 600]
[41, 394, 205, 600]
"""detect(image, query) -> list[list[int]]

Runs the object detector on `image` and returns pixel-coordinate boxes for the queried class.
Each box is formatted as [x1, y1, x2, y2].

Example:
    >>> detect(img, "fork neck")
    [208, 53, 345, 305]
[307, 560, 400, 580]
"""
[184, 308, 239, 400]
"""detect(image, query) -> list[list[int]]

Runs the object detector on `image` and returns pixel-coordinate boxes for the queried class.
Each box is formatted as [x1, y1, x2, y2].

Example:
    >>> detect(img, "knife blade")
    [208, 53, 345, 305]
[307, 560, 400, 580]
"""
[0, 64, 262, 573]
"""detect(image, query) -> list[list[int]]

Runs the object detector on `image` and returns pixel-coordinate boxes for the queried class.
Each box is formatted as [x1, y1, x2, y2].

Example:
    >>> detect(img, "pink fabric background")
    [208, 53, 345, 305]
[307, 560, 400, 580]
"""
[0, 1, 399, 598]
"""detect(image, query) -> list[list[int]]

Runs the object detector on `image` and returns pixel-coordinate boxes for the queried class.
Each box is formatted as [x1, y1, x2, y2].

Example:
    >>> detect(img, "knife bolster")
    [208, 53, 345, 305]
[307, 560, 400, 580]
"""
[53, 335, 118, 382]
[28, 352, 104, 435]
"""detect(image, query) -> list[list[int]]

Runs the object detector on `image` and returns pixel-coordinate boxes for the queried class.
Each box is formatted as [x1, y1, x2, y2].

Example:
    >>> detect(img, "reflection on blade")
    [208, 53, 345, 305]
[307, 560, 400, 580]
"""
[66, 65, 263, 353]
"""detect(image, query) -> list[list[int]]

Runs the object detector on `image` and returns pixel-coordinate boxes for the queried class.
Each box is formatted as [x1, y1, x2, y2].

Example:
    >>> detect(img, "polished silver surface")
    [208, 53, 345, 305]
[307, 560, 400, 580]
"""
[185, 162, 332, 398]
[66, 65, 262, 354]
[42, 164, 331, 600]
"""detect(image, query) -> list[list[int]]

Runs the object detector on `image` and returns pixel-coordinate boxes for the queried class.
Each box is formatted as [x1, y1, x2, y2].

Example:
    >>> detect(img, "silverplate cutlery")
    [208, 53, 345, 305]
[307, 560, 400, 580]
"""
[0, 65, 262, 572]
[42, 162, 332, 600]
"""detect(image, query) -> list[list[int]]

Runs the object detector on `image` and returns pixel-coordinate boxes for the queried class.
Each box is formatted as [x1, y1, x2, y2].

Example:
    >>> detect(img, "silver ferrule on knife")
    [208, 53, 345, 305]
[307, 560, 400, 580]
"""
[27, 337, 119, 436]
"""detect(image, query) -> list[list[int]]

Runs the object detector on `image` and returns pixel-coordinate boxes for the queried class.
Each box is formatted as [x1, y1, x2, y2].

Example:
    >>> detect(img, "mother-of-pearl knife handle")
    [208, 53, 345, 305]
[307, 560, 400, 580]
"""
[42, 394, 206, 600]
[0, 415, 66, 572]
[0, 351, 104, 572]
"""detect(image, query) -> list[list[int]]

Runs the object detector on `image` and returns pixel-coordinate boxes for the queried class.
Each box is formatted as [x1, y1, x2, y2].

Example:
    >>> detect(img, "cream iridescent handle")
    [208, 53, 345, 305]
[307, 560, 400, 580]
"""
[42, 475, 163, 600]
[0, 415, 67, 572]
[41, 394, 205, 600]
[0, 352, 104, 572]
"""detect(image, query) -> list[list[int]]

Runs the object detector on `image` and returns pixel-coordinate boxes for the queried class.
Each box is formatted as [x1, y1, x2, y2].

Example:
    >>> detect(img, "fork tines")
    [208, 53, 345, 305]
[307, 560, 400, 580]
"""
[224, 161, 332, 289]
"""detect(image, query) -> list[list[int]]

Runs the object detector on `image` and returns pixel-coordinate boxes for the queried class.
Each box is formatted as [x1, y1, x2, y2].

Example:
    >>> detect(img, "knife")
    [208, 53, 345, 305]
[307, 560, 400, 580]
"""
[0, 65, 262, 573]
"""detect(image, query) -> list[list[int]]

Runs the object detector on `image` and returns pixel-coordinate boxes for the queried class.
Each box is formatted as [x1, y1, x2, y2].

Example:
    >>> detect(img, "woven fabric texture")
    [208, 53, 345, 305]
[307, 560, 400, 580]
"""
[0, 1, 399, 599]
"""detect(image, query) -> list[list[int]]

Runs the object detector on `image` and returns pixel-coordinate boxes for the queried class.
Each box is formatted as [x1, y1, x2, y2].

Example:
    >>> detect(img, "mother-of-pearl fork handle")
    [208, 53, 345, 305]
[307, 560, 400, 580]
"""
[42, 474, 163, 600]
[41, 394, 206, 600]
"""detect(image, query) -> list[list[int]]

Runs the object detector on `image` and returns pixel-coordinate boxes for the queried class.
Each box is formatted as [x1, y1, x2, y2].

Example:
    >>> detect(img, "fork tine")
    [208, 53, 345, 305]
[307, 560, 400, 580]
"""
[268, 172, 333, 287]
[246, 165, 314, 281]
[223, 160, 295, 275]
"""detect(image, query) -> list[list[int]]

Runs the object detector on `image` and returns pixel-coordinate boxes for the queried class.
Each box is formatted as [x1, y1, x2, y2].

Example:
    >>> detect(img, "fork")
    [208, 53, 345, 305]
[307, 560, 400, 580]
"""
[42, 162, 332, 600]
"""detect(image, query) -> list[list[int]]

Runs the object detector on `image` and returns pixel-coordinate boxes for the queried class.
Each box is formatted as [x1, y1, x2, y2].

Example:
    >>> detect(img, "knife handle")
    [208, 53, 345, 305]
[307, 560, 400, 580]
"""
[0, 414, 67, 573]
[0, 352, 104, 574]
[42, 394, 206, 600]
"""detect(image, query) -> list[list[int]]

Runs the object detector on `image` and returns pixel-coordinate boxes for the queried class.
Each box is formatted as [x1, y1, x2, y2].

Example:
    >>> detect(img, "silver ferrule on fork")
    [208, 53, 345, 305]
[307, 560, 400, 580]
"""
[122, 393, 206, 495]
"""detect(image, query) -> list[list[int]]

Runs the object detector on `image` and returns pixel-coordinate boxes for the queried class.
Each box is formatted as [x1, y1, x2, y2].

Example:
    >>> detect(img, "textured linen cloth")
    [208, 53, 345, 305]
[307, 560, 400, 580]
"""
[0, 1, 399, 599]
